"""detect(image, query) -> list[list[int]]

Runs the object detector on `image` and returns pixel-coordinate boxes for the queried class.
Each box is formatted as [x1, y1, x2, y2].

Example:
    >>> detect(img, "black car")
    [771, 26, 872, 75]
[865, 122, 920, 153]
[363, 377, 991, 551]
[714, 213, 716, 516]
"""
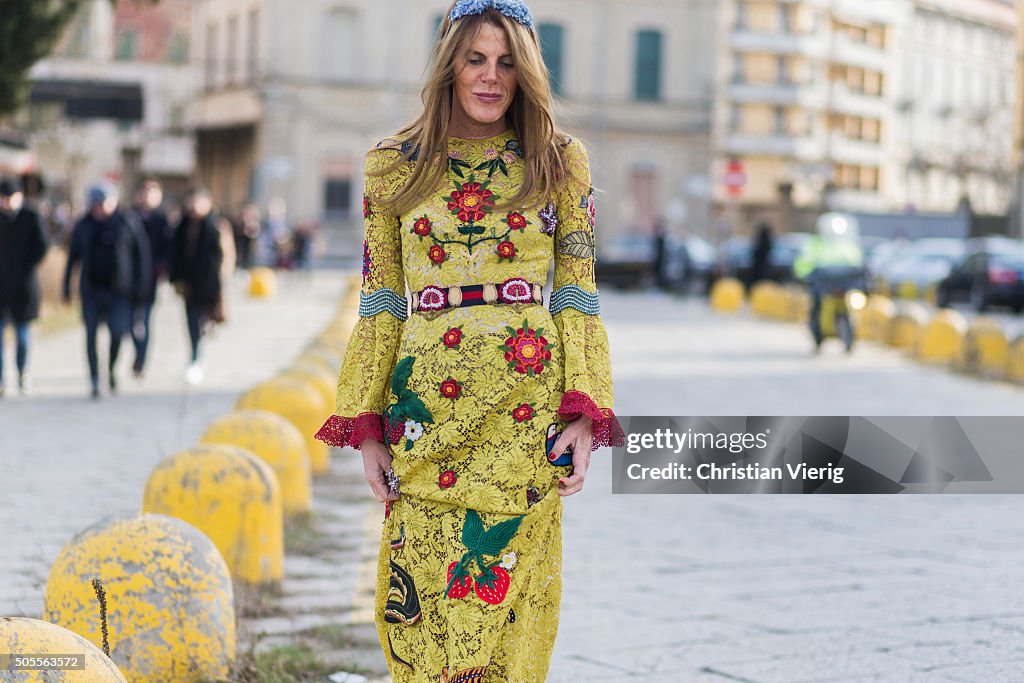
[936, 238, 1024, 314]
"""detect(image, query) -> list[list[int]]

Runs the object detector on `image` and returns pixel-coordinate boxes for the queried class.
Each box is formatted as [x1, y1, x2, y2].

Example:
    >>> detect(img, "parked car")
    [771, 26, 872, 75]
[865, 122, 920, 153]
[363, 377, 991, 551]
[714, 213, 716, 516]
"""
[657, 234, 717, 295]
[872, 238, 965, 297]
[595, 234, 655, 289]
[714, 232, 811, 288]
[936, 238, 1024, 313]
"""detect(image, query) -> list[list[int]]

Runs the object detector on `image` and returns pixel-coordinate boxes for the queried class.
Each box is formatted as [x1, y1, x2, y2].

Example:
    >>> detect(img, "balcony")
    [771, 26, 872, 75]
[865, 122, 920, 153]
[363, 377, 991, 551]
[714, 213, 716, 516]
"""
[832, 35, 891, 73]
[829, 83, 890, 120]
[828, 132, 883, 166]
[727, 81, 827, 108]
[730, 30, 829, 57]
[192, 87, 263, 129]
[723, 133, 825, 160]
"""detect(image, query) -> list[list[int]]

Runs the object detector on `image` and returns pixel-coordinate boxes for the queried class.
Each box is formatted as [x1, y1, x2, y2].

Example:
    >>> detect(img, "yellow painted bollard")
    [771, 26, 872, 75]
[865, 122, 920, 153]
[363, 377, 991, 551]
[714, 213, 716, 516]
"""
[43, 514, 235, 682]
[200, 410, 312, 518]
[143, 445, 284, 586]
[749, 281, 781, 318]
[1007, 335, 1024, 383]
[954, 317, 1010, 378]
[236, 378, 330, 474]
[0, 617, 127, 682]
[280, 366, 337, 414]
[915, 309, 967, 364]
[785, 287, 811, 323]
[709, 278, 744, 313]
[896, 281, 919, 300]
[247, 266, 277, 298]
[887, 301, 929, 351]
[861, 295, 896, 343]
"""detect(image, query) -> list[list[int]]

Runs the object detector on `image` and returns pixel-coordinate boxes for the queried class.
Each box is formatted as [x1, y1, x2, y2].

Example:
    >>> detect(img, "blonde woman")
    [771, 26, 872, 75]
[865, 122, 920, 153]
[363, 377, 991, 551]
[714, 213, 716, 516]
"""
[316, 1, 621, 680]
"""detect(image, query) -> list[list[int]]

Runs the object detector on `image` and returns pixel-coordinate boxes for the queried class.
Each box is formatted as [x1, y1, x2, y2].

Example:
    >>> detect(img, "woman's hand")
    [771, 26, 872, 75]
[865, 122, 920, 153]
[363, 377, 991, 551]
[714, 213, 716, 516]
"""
[360, 439, 400, 502]
[552, 416, 593, 497]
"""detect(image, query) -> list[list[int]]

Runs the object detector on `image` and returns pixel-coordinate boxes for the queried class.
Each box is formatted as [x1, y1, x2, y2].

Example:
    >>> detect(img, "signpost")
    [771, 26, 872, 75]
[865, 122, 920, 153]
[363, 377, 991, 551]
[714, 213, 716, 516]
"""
[723, 158, 747, 197]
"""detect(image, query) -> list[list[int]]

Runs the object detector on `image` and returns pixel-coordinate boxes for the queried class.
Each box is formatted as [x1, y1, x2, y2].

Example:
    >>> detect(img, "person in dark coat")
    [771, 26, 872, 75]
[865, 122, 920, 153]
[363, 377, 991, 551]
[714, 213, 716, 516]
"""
[62, 183, 151, 398]
[169, 187, 223, 385]
[0, 179, 49, 396]
[127, 178, 171, 377]
[750, 221, 774, 288]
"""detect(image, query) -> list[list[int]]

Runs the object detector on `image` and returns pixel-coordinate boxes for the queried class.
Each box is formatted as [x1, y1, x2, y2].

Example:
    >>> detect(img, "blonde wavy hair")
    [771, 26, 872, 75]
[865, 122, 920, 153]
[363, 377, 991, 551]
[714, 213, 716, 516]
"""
[370, 3, 571, 215]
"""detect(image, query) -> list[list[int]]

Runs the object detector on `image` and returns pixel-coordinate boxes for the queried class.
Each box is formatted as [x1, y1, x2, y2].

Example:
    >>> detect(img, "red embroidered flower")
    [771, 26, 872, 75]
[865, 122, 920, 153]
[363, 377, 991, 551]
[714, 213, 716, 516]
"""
[504, 212, 528, 230]
[512, 403, 535, 422]
[448, 181, 495, 222]
[442, 327, 463, 349]
[362, 195, 370, 219]
[440, 378, 462, 399]
[587, 193, 597, 228]
[438, 470, 458, 489]
[413, 216, 433, 237]
[428, 244, 447, 266]
[501, 321, 554, 376]
[496, 240, 516, 261]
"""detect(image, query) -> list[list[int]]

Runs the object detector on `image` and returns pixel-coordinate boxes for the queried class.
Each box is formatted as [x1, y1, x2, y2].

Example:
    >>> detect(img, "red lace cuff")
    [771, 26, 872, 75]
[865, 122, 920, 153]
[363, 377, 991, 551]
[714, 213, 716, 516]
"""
[315, 412, 383, 449]
[556, 390, 625, 450]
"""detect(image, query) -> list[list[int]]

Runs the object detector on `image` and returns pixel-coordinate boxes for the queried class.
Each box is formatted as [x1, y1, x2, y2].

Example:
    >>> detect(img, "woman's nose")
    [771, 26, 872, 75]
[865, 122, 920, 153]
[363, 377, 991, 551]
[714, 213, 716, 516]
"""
[482, 61, 499, 83]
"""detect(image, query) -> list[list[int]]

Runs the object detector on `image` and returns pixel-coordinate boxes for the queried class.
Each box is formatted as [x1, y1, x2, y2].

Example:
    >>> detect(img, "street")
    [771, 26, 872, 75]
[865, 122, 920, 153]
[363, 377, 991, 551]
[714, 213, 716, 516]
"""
[2, 278, 1023, 682]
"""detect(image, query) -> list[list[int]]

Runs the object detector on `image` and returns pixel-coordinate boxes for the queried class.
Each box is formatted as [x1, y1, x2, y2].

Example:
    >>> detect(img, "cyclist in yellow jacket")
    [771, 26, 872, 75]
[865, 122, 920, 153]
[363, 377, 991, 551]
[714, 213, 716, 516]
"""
[794, 212, 865, 348]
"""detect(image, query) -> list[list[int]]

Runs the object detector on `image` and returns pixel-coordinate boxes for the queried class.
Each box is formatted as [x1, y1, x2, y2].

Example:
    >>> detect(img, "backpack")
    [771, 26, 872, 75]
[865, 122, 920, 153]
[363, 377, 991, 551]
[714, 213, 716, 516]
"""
[89, 219, 119, 288]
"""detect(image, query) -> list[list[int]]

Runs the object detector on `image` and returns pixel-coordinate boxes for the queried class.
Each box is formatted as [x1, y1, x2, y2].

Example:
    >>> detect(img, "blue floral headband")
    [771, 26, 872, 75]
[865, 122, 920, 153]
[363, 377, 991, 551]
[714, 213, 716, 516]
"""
[449, 0, 535, 32]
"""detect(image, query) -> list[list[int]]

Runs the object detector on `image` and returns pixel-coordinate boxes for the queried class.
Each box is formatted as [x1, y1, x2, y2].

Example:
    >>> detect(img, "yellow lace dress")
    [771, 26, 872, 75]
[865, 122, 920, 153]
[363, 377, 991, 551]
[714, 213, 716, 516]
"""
[317, 130, 622, 683]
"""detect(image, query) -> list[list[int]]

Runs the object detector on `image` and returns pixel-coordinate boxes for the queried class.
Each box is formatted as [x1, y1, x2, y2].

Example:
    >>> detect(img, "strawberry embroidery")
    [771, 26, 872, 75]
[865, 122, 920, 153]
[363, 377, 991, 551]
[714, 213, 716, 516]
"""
[444, 509, 523, 605]
[382, 356, 434, 451]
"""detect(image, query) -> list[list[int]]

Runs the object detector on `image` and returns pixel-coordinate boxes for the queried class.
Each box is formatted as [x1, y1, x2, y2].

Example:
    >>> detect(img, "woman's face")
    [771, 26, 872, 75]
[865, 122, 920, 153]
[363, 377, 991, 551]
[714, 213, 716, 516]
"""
[450, 22, 518, 137]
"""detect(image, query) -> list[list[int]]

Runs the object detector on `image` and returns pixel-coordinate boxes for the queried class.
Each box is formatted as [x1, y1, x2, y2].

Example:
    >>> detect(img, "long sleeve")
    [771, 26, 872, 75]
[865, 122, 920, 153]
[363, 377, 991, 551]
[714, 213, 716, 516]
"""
[550, 139, 624, 449]
[316, 149, 407, 449]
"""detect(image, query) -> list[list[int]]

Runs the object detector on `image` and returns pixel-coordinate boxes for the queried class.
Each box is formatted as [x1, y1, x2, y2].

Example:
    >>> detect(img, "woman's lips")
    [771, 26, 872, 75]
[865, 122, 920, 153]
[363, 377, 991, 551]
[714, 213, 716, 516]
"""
[475, 93, 502, 103]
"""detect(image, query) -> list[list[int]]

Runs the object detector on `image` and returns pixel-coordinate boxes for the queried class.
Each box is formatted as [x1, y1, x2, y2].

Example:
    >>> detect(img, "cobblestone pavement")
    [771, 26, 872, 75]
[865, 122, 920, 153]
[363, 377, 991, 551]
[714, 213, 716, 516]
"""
[4, 282, 1024, 682]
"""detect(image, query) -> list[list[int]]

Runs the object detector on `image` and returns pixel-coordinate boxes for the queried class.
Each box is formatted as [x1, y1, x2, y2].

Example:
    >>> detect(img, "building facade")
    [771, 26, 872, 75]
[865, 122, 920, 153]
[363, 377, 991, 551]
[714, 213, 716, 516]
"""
[712, 0, 1017, 235]
[192, 0, 718, 254]
[20, 0, 197, 212]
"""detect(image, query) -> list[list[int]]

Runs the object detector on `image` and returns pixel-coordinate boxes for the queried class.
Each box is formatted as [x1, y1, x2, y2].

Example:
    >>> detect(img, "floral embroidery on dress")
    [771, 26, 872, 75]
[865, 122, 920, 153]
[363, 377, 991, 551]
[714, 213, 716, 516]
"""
[511, 403, 536, 422]
[444, 509, 523, 606]
[447, 179, 496, 222]
[363, 194, 371, 219]
[383, 357, 434, 451]
[441, 326, 463, 349]
[498, 278, 533, 303]
[439, 469, 458, 489]
[558, 229, 596, 260]
[412, 215, 433, 238]
[384, 561, 422, 626]
[361, 239, 372, 283]
[501, 211, 530, 231]
[538, 202, 558, 235]
[496, 240, 516, 261]
[500, 319, 554, 376]
[428, 244, 448, 267]
[440, 377, 463, 399]
[419, 285, 448, 310]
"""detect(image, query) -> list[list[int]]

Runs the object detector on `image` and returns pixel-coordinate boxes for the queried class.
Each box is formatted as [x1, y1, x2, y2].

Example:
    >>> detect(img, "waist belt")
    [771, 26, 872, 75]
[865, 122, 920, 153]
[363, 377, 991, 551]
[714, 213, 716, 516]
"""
[412, 278, 543, 313]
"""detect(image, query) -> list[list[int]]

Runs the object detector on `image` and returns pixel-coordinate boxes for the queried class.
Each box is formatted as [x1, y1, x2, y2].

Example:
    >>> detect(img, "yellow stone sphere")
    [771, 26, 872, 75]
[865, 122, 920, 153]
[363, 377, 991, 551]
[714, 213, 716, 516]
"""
[1007, 335, 1024, 384]
[887, 302, 929, 351]
[235, 379, 330, 473]
[42, 514, 234, 682]
[749, 281, 782, 318]
[247, 267, 277, 298]
[709, 278, 745, 313]
[0, 617, 127, 682]
[200, 410, 312, 518]
[142, 445, 284, 586]
[280, 367, 337, 414]
[861, 295, 896, 343]
[955, 317, 1010, 378]
[915, 309, 967, 364]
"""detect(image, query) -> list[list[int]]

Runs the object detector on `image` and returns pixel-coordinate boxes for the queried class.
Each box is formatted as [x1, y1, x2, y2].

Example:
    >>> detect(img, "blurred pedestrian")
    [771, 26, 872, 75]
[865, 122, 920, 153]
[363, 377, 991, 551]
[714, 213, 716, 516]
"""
[750, 221, 774, 287]
[169, 187, 223, 386]
[0, 179, 49, 396]
[62, 183, 151, 398]
[291, 220, 316, 272]
[652, 218, 669, 289]
[127, 178, 172, 378]
[233, 203, 261, 270]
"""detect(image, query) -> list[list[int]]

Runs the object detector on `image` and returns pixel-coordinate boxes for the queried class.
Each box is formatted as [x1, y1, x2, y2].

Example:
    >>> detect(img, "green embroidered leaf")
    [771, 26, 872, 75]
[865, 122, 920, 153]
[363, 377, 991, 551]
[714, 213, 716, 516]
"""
[462, 509, 484, 550]
[404, 439, 414, 451]
[391, 356, 415, 394]
[403, 396, 434, 424]
[477, 515, 524, 556]
[505, 326, 517, 336]
[536, 326, 545, 335]
[458, 225, 475, 235]
[498, 159, 508, 176]
[558, 230, 596, 260]
[471, 225, 485, 235]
